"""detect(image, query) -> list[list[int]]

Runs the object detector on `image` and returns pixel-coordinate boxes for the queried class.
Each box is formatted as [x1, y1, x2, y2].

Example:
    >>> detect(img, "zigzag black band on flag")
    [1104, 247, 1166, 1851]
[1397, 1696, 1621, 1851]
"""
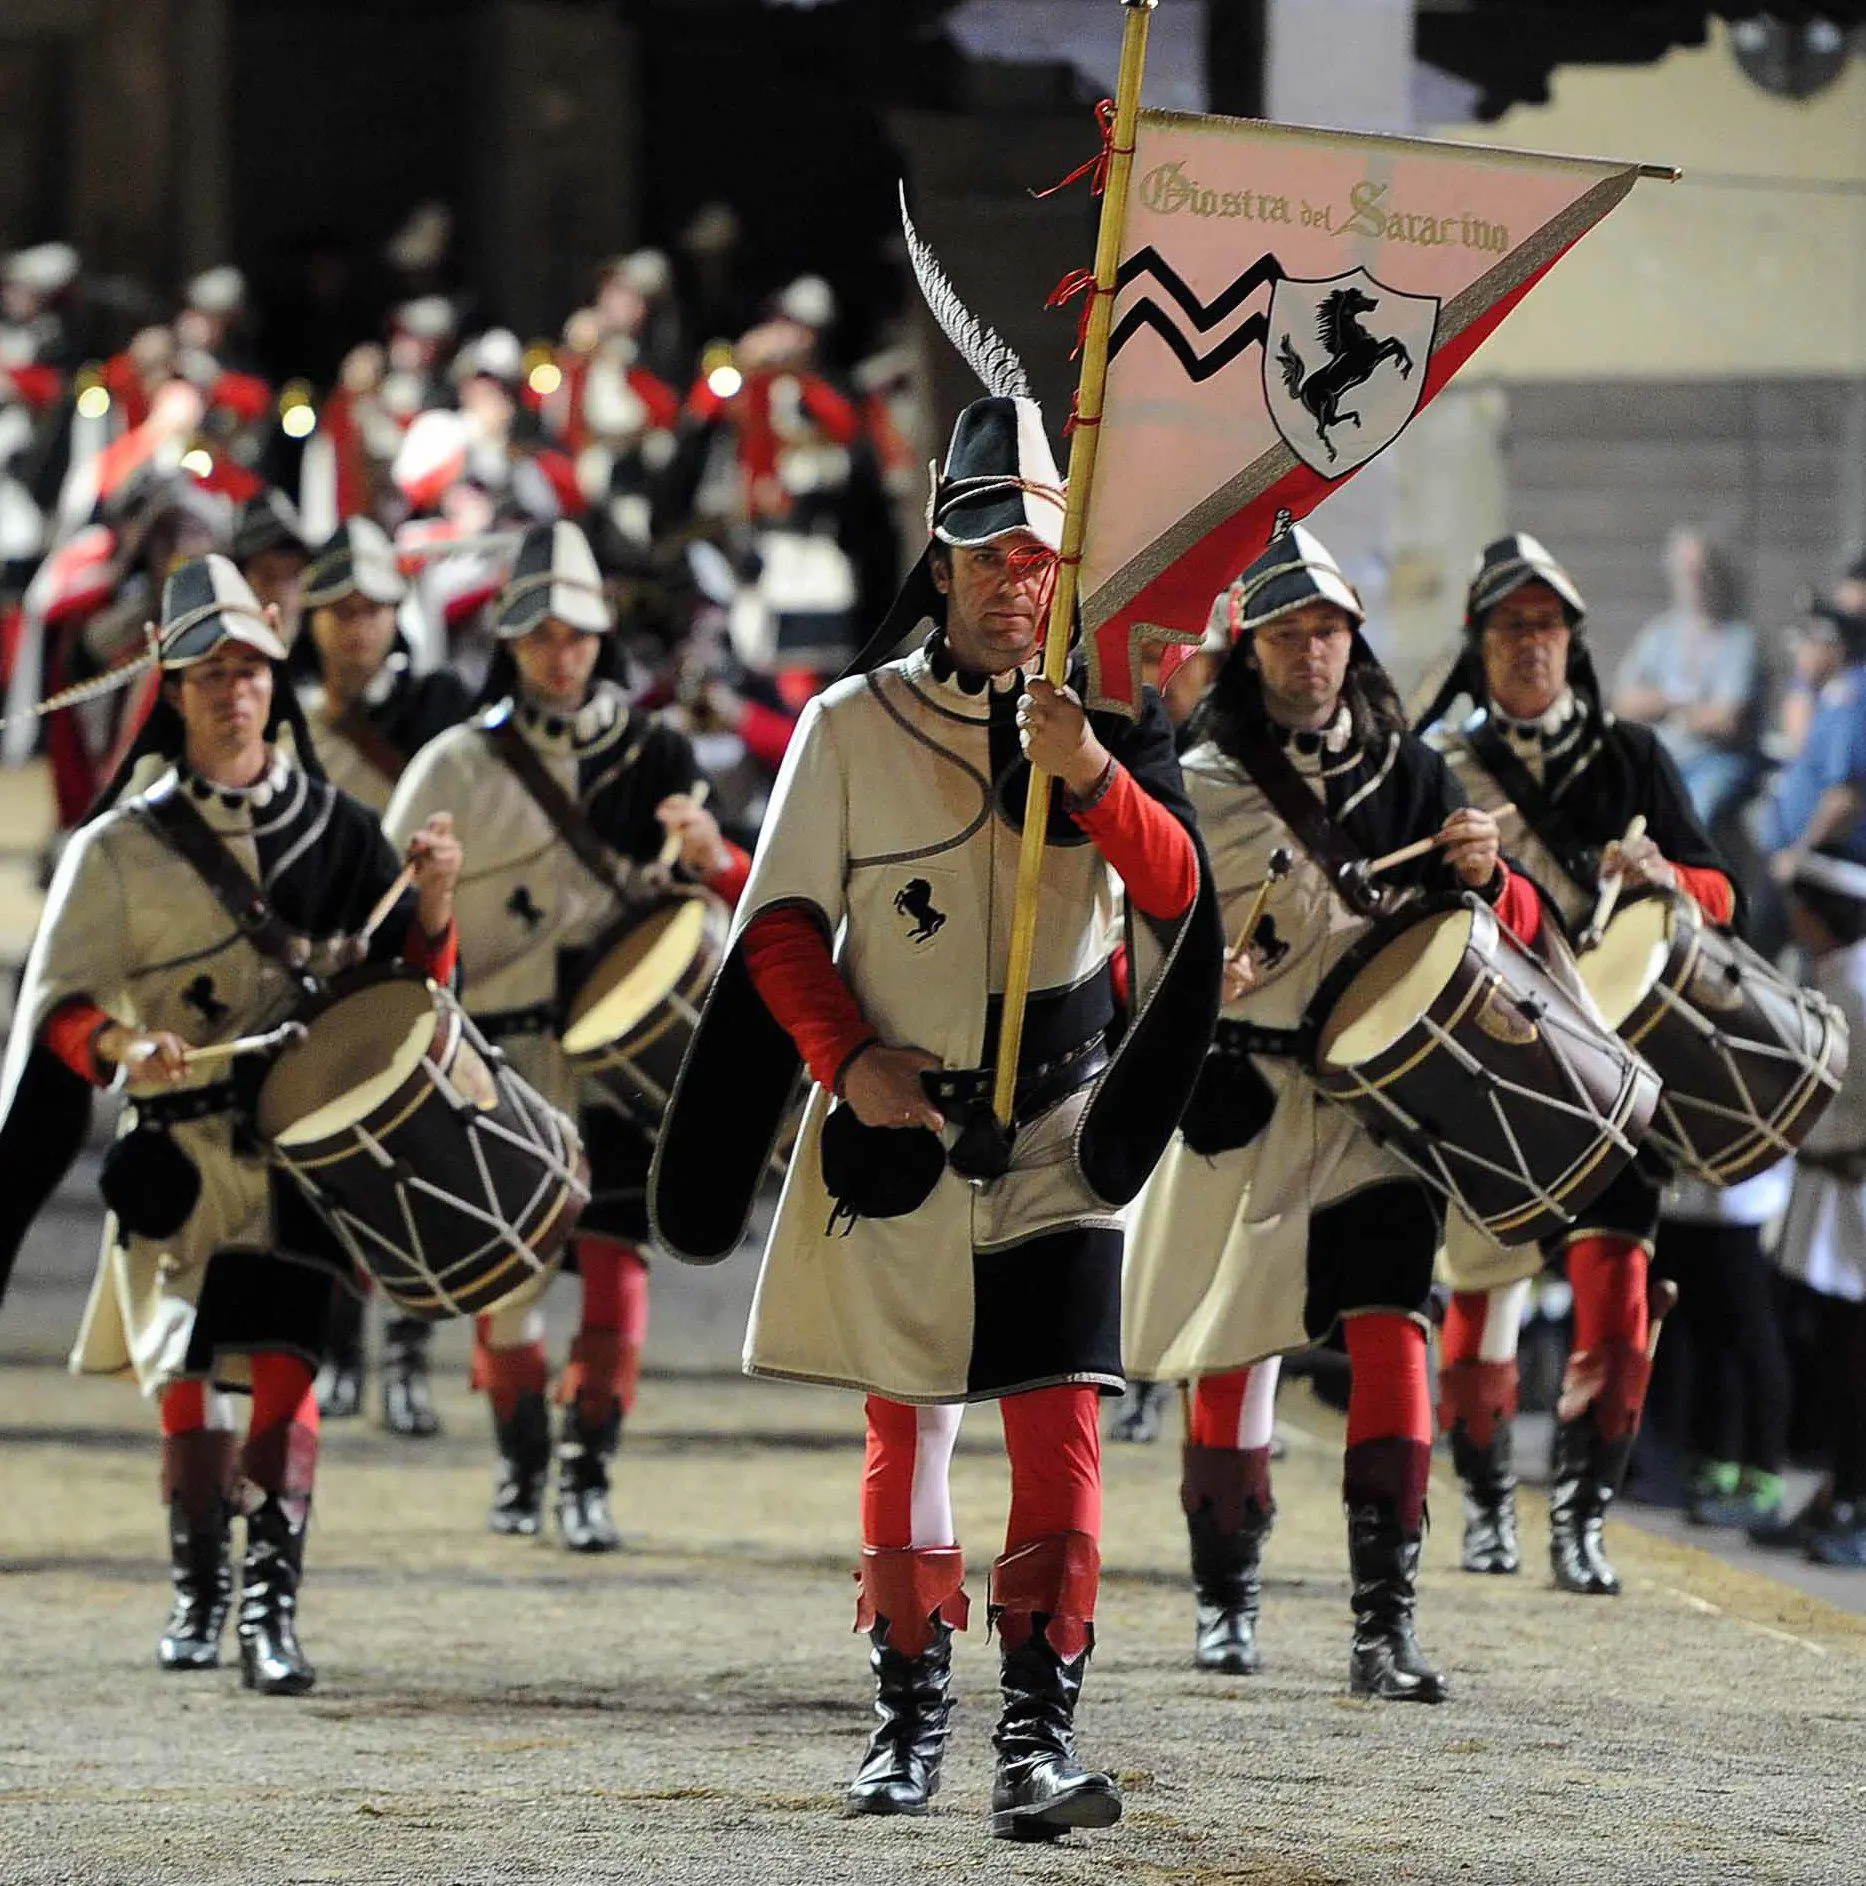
[1108, 250, 1286, 378]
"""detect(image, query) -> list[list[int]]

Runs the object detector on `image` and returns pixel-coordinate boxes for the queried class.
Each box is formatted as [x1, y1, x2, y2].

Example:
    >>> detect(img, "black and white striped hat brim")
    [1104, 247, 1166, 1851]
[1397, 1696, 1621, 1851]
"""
[303, 516, 407, 608]
[1467, 532, 1586, 626]
[1235, 524, 1363, 633]
[495, 520, 610, 637]
[158, 554, 287, 667]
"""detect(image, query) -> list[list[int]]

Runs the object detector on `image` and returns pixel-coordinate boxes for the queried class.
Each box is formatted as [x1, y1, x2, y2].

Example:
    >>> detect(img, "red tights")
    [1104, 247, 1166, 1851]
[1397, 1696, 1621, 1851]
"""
[1567, 1235, 1649, 1354]
[861, 1383, 1101, 1553]
[158, 1355, 320, 1439]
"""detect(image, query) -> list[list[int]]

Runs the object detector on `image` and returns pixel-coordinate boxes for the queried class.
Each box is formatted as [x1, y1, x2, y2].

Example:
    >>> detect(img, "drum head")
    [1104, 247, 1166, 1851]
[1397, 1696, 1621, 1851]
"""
[563, 901, 709, 1057]
[259, 979, 439, 1146]
[1318, 908, 1474, 1070]
[1579, 898, 1674, 1029]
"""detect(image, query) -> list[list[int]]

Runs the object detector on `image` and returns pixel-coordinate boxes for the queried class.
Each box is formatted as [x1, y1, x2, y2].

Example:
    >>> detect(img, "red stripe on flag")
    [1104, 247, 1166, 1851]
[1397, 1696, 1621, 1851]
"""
[1095, 241, 1581, 707]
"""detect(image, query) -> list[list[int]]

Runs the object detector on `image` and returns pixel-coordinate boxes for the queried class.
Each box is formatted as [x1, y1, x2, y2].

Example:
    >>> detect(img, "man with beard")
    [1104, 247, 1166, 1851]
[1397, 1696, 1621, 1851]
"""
[1124, 526, 1531, 1702]
[652, 392, 1219, 1839]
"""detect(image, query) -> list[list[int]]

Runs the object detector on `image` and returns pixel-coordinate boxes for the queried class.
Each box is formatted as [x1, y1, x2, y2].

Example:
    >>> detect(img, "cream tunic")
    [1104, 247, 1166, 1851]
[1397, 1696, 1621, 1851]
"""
[733, 644, 1140, 1402]
[1123, 738, 1418, 1377]
[4, 760, 353, 1392]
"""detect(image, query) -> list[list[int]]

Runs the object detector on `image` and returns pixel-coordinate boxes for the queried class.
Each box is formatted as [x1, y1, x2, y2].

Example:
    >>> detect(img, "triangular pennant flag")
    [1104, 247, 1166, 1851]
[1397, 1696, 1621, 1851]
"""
[1079, 110, 1667, 712]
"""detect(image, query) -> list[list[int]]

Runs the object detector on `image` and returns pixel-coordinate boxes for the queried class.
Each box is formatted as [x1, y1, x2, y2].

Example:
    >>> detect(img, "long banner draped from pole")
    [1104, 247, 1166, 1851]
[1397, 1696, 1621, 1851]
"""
[1076, 113, 1676, 714]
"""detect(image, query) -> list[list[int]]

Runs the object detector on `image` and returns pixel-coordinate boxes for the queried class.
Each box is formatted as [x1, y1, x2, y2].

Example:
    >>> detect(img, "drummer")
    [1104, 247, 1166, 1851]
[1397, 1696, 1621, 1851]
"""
[1123, 525, 1542, 1703]
[384, 519, 748, 1552]
[1415, 533, 1737, 1595]
[3, 553, 460, 1695]
[294, 516, 474, 1436]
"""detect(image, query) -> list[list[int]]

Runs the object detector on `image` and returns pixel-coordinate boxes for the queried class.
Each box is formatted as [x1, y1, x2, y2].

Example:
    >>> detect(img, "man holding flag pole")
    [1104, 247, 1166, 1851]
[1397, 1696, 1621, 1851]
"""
[653, 0, 1225, 1840]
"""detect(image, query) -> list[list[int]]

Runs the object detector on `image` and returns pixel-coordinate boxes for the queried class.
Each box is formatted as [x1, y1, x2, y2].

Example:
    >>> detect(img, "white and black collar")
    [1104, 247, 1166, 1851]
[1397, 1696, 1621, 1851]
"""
[1491, 688, 1588, 760]
[1269, 703, 1353, 759]
[179, 746, 293, 814]
[514, 678, 626, 753]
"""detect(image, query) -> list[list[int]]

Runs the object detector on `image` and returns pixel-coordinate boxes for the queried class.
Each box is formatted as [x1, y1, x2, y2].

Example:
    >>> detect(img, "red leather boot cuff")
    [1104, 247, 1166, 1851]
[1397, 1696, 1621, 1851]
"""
[988, 1529, 1099, 1663]
[557, 1327, 631, 1422]
[474, 1338, 550, 1418]
[1180, 1443, 1274, 1533]
[160, 1429, 237, 1520]
[240, 1419, 318, 1500]
[1557, 1342, 1654, 1442]
[852, 1545, 970, 1655]
[1436, 1359, 1520, 1447]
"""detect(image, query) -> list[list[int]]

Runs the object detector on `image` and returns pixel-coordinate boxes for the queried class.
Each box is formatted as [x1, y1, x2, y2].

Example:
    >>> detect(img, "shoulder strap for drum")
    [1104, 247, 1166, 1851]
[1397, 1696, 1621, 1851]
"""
[484, 705, 629, 898]
[1234, 725, 1389, 920]
[141, 792, 317, 978]
[1463, 715, 1601, 891]
[331, 700, 410, 786]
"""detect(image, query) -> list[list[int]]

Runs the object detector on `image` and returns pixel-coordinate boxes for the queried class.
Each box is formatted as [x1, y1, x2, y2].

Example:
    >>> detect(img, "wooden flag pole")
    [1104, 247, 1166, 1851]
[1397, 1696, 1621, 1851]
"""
[991, 0, 1156, 1130]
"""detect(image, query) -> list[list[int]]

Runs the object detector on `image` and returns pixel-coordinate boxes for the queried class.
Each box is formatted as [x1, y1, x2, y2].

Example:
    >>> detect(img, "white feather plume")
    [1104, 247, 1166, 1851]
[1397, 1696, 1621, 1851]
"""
[899, 183, 1030, 401]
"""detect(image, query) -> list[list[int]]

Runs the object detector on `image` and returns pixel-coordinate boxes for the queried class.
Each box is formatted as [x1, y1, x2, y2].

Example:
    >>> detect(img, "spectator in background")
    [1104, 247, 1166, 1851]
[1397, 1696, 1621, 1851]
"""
[1613, 528, 1761, 831]
[1760, 571, 1866, 878]
[1754, 849, 1866, 1566]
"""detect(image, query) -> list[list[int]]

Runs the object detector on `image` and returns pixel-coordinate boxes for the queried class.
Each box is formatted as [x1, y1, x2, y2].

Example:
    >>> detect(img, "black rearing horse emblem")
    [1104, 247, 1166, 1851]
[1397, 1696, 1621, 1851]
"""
[893, 878, 947, 945]
[1277, 286, 1414, 465]
[181, 975, 229, 1028]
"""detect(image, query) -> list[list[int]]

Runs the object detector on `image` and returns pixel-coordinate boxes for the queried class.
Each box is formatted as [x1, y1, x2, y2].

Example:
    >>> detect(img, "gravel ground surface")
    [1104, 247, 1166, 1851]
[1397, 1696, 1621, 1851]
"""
[3, 1361, 1864, 1886]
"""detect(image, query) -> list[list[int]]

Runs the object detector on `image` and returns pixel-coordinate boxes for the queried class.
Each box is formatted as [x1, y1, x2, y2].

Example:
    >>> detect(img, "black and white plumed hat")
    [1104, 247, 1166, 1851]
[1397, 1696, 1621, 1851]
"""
[302, 516, 408, 610]
[495, 520, 610, 638]
[1465, 532, 1587, 629]
[843, 189, 1066, 675]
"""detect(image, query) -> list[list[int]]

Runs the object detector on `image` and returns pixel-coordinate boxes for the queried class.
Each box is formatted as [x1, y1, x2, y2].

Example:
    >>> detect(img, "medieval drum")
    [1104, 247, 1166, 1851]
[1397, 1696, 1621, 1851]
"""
[257, 969, 588, 1318]
[1307, 895, 1660, 1245]
[1577, 891, 1847, 1186]
[561, 888, 730, 1126]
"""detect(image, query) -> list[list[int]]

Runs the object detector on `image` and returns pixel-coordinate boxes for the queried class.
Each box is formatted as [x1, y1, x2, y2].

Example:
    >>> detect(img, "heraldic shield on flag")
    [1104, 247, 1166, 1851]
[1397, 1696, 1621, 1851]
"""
[1072, 109, 1672, 717]
[1262, 268, 1439, 478]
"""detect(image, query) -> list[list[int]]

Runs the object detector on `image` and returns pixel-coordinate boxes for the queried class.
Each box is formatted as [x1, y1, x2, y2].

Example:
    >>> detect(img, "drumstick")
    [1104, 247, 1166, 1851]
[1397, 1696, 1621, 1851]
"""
[1229, 847, 1293, 961]
[1579, 814, 1647, 951]
[657, 779, 712, 869]
[179, 1020, 307, 1069]
[357, 861, 419, 948]
[1362, 805, 1517, 878]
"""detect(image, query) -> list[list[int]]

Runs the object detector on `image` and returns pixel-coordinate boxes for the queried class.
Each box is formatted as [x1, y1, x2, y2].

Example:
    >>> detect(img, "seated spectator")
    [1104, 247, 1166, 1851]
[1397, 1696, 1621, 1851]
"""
[1760, 574, 1866, 878]
[1613, 528, 1761, 829]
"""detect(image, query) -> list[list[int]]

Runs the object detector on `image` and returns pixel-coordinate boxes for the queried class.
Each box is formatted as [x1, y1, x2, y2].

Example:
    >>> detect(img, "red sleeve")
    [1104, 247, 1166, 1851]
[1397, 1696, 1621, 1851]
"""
[1489, 863, 1542, 948]
[1071, 763, 1198, 922]
[736, 697, 798, 774]
[1109, 941, 1131, 1010]
[704, 841, 752, 910]
[741, 906, 876, 1092]
[1672, 862, 1735, 928]
[403, 916, 459, 986]
[800, 376, 862, 444]
[684, 377, 727, 423]
[42, 997, 114, 1086]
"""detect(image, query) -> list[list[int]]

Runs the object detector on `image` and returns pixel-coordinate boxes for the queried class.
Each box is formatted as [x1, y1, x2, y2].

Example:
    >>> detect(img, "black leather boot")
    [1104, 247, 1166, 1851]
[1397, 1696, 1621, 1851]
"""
[1182, 1443, 1274, 1675]
[1548, 1411, 1632, 1596]
[237, 1492, 316, 1695]
[316, 1289, 365, 1420]
[156, 1431, 235, 1671]
[555, 1401, 622, 1553]
[1346, 1501, 1447, 1703]
[988, 1533, 1121, 1842]
[1548, 1334, 1654, 1597]
[1439, 1359, 1520, 1575]
[489, 1391, 551, 1536]
[846, 1545, 968, 1816]
[381, 1314, 442, 1438]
